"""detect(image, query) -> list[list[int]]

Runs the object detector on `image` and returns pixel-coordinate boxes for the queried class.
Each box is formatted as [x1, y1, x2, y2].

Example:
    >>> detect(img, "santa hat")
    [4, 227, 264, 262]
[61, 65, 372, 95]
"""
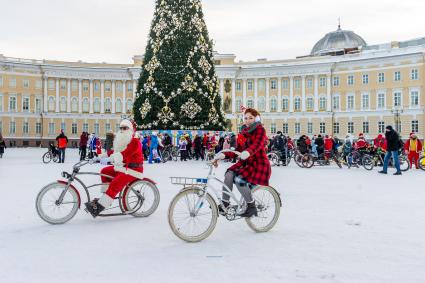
[410, 132, 416, 137]
[358, 133, 364, 137]
[377, 134, 383, 139]
[120, 119, 135, 132]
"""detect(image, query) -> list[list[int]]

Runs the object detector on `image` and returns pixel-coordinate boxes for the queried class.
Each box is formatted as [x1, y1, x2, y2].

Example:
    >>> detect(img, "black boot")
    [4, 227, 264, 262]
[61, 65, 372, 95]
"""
[378, 170, 387, 174]
[218, 201, 230, 215]
[239, 202, 258, 218]
[393, 171, 402, 175]
[84, 199, 105, 218]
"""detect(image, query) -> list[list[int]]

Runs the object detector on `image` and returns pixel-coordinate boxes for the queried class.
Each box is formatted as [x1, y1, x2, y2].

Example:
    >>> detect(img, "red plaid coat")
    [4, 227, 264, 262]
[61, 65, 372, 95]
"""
[226, 124, 271, 186]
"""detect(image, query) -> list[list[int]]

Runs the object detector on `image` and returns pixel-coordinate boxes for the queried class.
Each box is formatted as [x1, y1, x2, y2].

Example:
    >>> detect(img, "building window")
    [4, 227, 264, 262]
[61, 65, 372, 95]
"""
[94, 98, 101, 112]
[294, 97, 301, 111]
[9, 96, 17, 112]
[0, 95, 3, 112]
[270, 80, 277, 90]
[410, 90, 419, 107]
[361, 93, 369, 109]
[48, 96, 55, 111]
[282, 79, 288, 89]
[333, 122, 340, 134]
[362, 74, 369, 84]
[270, 97, 277, 111]
[307, 122, 313, 134]
[94, 82, 100, 91]
[270, 123, 276, 134]
[236, 81, 241, 91]
[282, 97, 289, 111]
[94, 123, 100, 135]
[378, 72, 385, 83]
[363, 122, 369, 134]
[347, 75, 354, 86]
[258, 97, 265, 112]
[48, 79, 55, 90]
[9, 78, 17, 88]
[258, 79, 265, 91]
[307, 97, 314, 110]
[23, 122, 29, 134]
[294, 79, 300, 89]
[35, 98, 42, 113]
[23, 79, 30, 89]
[48, 122, 55, 135]
[411, 69, 419, 80]
[83, 82, 89, 92]
[246, 98, 253, 108]
[22, 97, 30, 112]
[378, 121, 385, 133]
[377, 93, 385, 109]
[126, 99, 133, 113]
[282, 123, 288, 134]
[116, 82, 122, 92]
[71, 80, 78, 91]
[9, 121, 16, 135]
[295, 123, 300, 134]
[83, 123, 89, 133]
[115, 98, 122, 113]
[333, 76, 339, 86]
[105, 82, 111, 92]
[394, 71, 401, 81]
[348, 122, 354, 134]
[307, 78, 313, 89]
[61, 122, 66, 133]
[412, 120, 419, 133]
[332, 96, 340, 110]
[104, 98, 112, 112]
[115, 123, 120, 132]
[72, 123, 78, 135]
[319, 97, 326, 110]
[235, 97, 242, 112]
[127, 83, 133, 92]
[319, 122, 325, 134]
[71, 97, 78, 112]
[82, 97, 89, 112]
[60, 80, 67, 90]
[347, 95, 354, 110]
[393, 91, 402, 107]
[105, 123, 111, 133]
[319, 77, 326, 87]
[247, 80, 253, 91]
[36, 122, 42, 135]
[60, 96, 67, 112]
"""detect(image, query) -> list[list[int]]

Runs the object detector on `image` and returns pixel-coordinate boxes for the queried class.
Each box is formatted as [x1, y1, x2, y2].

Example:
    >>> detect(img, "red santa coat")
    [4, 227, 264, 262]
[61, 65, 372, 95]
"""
[354, 138, 368, 150]
[324, 138, 333, 151]
[404, 138, 423, 153]
[226, 123, 271, 186]
[373, 137, 387, 151]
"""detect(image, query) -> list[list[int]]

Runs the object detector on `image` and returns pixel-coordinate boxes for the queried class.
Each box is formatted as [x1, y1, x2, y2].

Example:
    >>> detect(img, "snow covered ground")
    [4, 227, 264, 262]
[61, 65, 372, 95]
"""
[0, 148, 425, 283]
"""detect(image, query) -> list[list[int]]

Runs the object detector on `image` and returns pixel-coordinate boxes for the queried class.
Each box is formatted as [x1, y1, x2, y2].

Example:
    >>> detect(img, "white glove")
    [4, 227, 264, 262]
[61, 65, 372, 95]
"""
[240, 151, 250, 160]
[100, 157, 111, 165]
[214, 153, 226, 161]
[110, 152, 123, 166]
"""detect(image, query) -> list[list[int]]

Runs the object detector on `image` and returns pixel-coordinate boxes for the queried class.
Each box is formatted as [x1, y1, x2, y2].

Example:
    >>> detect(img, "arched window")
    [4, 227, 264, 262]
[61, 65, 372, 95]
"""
[60, 96, 67, 112]
[319, 97, 326, 110]
[82, 97, 89, 112]
[270, 96, 277, 111]
[116, 98, 122, 113]
[94, 97, 101, 112]
[71, 97, 78, 112]
[258, 96, 265, 112]
[294, 97, 301, 111]
[105, 98, 111, 113]
[306, 97, 314, 110]
[126, 99, 133, 113]
[48, 96, 55, 111]
[282, 97, 289, 111]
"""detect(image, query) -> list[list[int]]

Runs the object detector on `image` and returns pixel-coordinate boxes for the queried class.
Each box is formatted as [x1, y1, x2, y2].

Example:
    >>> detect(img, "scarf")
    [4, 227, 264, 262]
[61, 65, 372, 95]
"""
[240, 121, 261, 135]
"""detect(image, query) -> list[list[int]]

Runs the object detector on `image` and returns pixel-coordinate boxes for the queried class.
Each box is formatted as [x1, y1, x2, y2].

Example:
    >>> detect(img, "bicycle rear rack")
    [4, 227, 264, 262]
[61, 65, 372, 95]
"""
[170, 177, 208, 186]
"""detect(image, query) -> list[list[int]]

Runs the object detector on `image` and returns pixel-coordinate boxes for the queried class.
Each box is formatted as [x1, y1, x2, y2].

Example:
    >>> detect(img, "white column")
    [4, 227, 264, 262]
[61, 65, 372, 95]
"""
[78, 79, 82, 114]
[219, 79, 224, 101]
[265, 78, 270, 112]
[133, 80, 137, 100]
[254, 78, 258, 108]
[122, 80, 127, 113]
[277, 77, 282, 111]
[55, 79, 59, 113]
[43, 76, 48, 112]
[89, 79, 94, 114]
[67, 79, 71, 113]
[231, 79, 236, 113]
[242, 79, 247, 107]
[289, 76, 294, 112]
[326, 74, 332, 112]
[100, 80, 105, 114]
[314, 75, 319, 112]
[111, 80, 116, 114]
[301, 75, 306, 112]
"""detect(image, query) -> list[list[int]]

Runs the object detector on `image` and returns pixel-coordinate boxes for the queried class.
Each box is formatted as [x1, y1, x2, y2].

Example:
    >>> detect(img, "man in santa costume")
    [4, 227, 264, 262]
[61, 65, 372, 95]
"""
[85, 119, 143, 217]
[404, 132, 423, 169]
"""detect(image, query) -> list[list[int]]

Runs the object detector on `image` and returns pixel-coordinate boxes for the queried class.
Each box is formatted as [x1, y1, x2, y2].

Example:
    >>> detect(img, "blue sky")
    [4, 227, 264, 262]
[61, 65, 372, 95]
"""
[1, 0, 424, 63]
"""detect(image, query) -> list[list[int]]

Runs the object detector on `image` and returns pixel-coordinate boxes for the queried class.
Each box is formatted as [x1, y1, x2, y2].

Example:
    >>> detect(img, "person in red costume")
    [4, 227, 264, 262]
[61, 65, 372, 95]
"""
[404, 132, 423, 169]
[85, 119, 144, 217]
[354, 133, 368, 150]
[373, 134, 387, 151]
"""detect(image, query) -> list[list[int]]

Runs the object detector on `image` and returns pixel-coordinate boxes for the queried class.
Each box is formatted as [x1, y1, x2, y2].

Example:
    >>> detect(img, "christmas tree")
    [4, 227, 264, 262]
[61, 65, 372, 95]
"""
[133, 0, 226, 130]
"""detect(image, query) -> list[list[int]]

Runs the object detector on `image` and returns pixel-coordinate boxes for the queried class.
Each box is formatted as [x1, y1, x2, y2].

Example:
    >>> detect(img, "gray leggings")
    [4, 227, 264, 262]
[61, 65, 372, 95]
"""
[222, 171, 253, 203]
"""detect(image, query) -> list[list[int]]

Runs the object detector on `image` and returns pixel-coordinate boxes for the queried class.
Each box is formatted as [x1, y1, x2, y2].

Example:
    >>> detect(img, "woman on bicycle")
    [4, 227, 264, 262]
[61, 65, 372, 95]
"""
[213, 108, 271, 218]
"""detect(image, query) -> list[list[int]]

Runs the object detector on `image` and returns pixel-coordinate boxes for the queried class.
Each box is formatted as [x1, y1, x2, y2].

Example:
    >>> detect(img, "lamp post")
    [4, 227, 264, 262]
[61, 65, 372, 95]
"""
[391, 108, 403, 134]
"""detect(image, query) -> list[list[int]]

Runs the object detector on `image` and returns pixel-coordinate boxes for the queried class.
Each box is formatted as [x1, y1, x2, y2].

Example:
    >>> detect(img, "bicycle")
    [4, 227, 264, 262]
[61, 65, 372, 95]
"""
[302, 150, 342, 169]
[35, 160, 160, 224]
[362, 150, 410, 171]
[42, 143, 60, 164]
[167, 149, 282, 242]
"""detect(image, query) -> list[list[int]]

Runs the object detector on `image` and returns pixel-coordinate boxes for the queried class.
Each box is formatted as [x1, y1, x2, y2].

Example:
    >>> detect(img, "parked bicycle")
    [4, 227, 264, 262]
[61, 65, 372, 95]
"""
[42, 143, 60, 164]
[362, 150, 409, 171]
[167, 149, 282, 242]
[35, 160, 160, 224]
[302, 150, 343, 168]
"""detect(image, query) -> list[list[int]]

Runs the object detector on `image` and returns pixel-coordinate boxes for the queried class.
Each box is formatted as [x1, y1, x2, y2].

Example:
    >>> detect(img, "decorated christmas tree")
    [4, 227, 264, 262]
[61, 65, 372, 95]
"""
[133, 0, 226, 130]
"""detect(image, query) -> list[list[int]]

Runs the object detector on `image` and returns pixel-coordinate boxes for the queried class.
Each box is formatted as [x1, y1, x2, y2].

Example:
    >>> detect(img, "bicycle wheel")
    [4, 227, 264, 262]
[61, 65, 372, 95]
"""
[294, 153, 304, 168]
[399, 155, 410, 172]
[162, 150, 170, 163]
[53, 153, 60, 163]
[121, 180, 160, 217]
[267, 152, 280, 166]
[419, 156, 425, 171]
[362, 155, 374, 170]
[333, 154, 343, 168]
[36, 182, 79, 224]
[301, 154, 314, 168]
[42, 152, 52, 164]
[168, 187, 218, 242]
[246, 186, 281, 233]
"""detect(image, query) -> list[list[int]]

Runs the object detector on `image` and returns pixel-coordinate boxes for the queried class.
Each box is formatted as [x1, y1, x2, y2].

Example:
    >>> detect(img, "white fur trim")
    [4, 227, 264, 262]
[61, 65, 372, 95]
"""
[114, 166, 144, 179]
[214, 153, 226, 160]
[98, 194, 114, 208]
[100, 184, 109, 194]
[111, 152, 123, 165]
[240, 151, 250, 160]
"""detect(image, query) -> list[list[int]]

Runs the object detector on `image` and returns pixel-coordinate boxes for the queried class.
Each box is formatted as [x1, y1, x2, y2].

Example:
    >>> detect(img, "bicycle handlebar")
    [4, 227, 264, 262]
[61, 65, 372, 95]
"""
[215, 149, 242, 157]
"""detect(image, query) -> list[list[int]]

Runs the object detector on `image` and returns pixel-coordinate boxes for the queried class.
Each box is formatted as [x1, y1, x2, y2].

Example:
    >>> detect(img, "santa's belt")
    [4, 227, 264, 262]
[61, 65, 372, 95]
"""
[127, 163, 143, 168]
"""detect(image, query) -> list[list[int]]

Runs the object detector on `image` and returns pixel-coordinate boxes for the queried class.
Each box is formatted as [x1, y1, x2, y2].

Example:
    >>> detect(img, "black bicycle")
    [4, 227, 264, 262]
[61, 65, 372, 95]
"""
[42, 144, 60, 164]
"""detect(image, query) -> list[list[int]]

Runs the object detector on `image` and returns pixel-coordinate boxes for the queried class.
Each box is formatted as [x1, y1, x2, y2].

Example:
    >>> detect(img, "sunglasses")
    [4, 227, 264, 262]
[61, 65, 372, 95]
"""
[119, 126, 130, 130]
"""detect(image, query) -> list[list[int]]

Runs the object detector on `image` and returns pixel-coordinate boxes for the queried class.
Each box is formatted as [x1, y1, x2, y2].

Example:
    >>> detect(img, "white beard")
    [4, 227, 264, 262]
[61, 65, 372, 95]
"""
[113, 130, 133, 152]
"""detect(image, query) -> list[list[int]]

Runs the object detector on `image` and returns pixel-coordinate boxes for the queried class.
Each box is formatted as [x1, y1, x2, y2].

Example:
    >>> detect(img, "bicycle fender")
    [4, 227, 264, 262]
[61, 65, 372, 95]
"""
[57, 180, 81, 208]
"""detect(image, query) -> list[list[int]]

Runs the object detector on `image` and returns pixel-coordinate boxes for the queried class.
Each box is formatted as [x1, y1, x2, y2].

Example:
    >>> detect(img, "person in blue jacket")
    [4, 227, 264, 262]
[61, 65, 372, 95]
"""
[148, 132, 161, 163]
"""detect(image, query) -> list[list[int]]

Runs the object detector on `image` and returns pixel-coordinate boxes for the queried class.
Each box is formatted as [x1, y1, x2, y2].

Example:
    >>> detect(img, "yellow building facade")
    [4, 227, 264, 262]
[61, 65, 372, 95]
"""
[0, 27, 424, 146]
